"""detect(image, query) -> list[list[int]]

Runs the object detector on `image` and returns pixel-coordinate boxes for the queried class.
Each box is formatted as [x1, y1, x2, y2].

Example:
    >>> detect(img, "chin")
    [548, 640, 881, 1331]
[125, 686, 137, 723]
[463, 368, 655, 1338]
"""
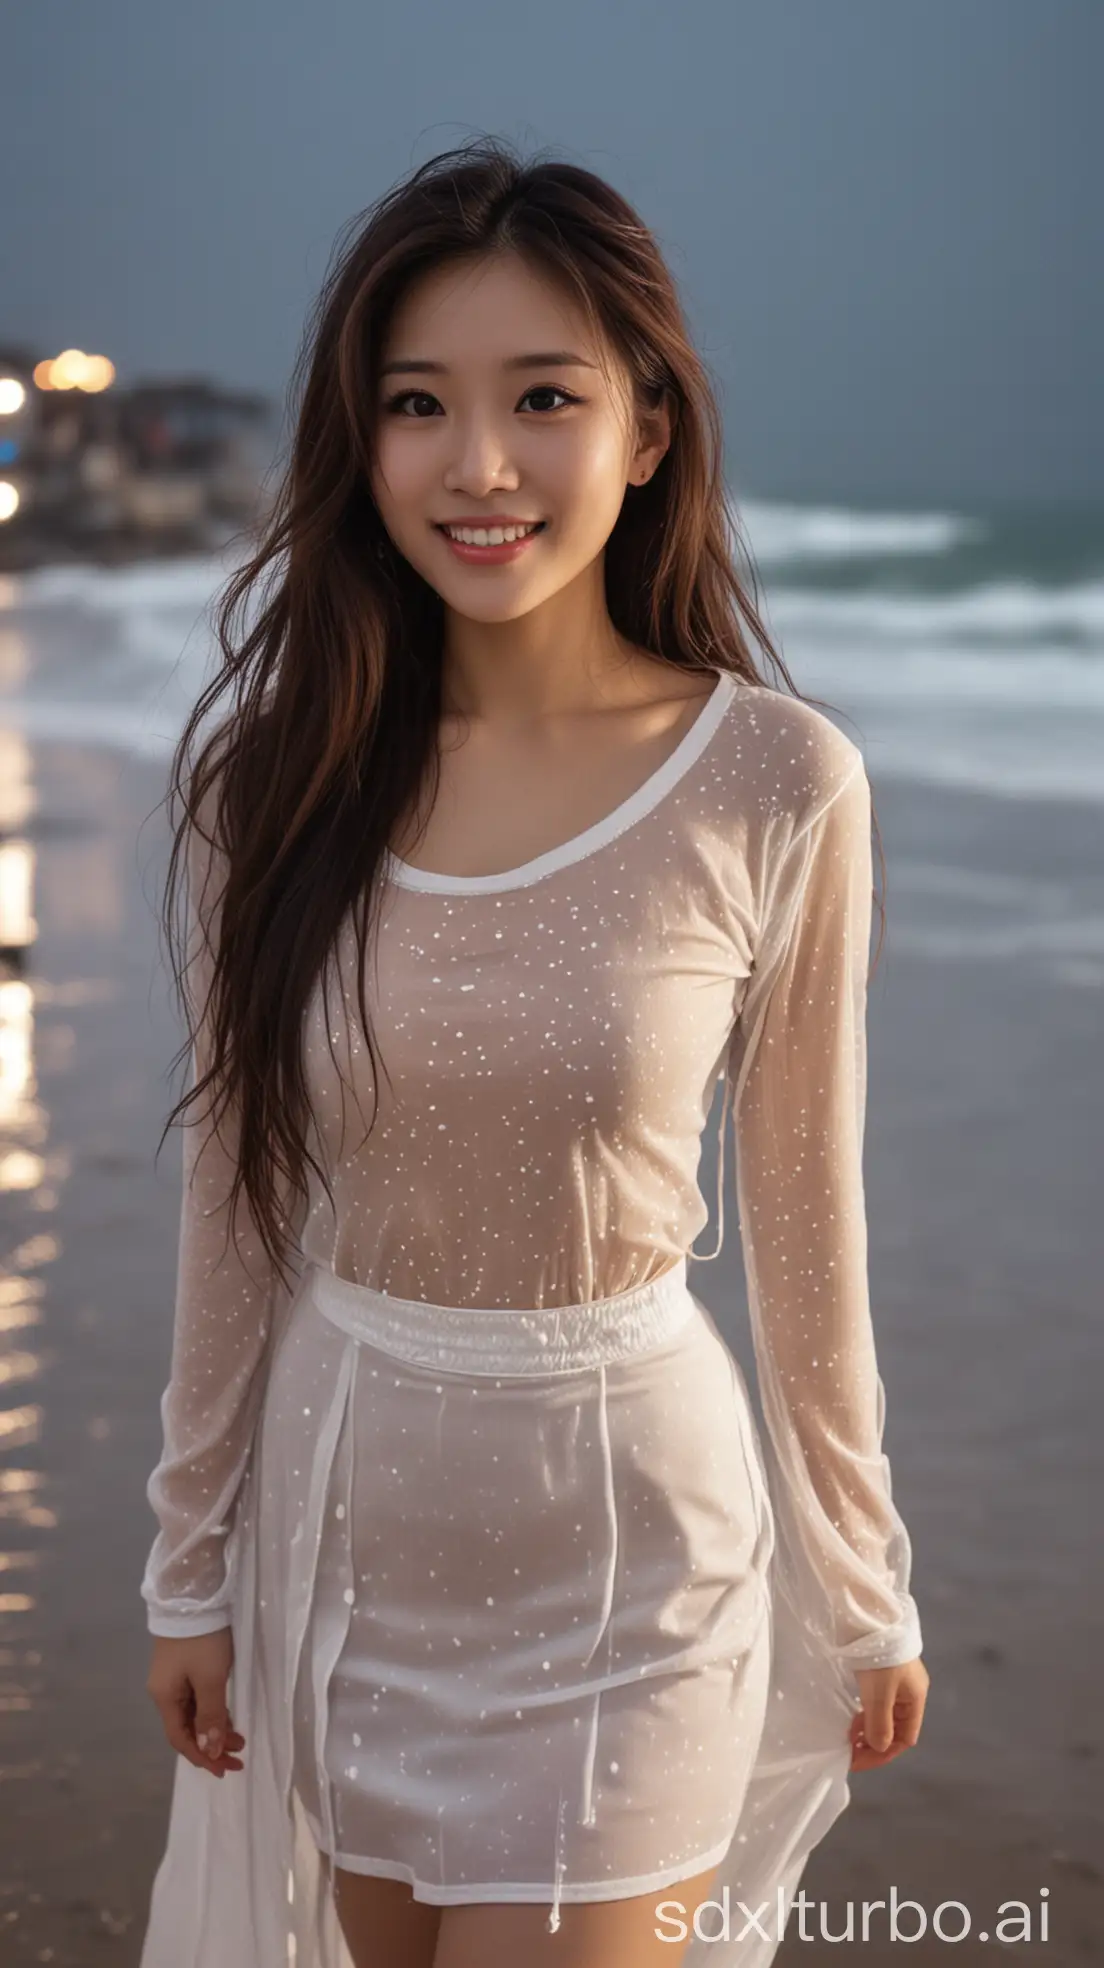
[444, 591, 544, 624]
[429, 565, 554, 617]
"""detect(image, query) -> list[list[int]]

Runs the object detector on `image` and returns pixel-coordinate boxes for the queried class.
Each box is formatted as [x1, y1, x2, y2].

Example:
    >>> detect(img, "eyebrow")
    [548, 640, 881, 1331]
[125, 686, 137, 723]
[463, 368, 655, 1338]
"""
[379, 351, 598, 379]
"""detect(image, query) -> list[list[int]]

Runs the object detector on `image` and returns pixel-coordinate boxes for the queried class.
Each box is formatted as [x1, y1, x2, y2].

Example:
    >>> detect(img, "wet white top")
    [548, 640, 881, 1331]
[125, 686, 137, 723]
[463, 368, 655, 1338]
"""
[142, 671, 922, 1673]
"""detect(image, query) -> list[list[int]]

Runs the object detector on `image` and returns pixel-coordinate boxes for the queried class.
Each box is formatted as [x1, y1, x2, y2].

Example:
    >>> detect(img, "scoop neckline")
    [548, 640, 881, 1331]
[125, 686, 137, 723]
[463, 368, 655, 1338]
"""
[383, 668, 739, 895]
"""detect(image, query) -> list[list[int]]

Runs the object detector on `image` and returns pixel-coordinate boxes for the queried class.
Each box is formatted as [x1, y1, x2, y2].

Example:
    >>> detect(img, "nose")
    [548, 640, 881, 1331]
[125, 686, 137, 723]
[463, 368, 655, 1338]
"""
[442, 411, 521, 499]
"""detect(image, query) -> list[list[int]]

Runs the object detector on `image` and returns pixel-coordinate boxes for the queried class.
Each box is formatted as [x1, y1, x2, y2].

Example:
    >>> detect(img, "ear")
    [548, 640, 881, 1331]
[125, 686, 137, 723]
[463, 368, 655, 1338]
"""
[628, 389, 675, 488]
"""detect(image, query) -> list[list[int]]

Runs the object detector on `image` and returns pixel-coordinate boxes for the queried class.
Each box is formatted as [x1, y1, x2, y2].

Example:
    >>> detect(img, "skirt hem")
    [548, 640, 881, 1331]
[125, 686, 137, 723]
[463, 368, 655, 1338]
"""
[302, 1807, 737, 1907]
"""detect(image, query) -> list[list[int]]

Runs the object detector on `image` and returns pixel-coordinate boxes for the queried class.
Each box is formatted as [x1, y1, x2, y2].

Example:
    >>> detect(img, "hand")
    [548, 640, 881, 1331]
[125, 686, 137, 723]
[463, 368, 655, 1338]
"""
[146, 1627, 247, 1779]
[849, 1656, 929, 1772]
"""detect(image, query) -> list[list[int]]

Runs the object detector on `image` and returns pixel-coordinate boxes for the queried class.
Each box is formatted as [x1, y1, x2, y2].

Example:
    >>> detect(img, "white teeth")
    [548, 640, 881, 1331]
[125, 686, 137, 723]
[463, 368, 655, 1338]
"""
[443, 522, 540, 546]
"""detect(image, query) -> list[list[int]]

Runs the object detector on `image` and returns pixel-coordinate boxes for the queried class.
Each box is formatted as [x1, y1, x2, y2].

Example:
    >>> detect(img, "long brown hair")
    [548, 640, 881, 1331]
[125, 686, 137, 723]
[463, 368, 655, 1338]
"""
[157, 133, 885, 1291]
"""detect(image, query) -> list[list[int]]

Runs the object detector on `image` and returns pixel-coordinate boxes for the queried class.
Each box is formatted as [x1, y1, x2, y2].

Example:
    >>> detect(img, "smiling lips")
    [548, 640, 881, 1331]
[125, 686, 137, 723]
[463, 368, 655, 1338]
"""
[436, 519, 546, 564]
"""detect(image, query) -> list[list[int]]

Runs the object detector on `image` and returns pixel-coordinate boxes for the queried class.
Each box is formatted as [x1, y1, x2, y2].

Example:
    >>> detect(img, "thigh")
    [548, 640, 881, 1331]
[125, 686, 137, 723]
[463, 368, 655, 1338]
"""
[432, 1861, 722, 1968]
[329, 1862, 442, 1968]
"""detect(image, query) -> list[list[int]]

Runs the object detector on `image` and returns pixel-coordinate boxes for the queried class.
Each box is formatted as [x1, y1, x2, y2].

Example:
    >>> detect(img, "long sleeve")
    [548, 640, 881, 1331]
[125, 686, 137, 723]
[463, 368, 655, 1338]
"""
[140, 803, 305, 1639]
[727, 737, 922, 1675]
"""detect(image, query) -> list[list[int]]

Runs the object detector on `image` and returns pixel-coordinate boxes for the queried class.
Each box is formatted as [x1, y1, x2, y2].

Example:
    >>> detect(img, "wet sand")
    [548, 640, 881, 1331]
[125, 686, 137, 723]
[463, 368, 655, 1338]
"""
[0, 736, 1101, 1965]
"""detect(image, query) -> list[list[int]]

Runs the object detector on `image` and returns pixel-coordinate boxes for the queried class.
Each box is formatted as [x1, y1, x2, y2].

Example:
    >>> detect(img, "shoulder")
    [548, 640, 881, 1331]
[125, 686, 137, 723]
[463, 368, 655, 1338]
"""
[723, 680, 867, 834]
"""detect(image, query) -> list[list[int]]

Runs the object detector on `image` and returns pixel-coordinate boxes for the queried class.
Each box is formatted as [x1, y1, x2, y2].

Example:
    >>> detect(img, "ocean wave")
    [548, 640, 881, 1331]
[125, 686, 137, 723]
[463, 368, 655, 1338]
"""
[770, 579, 1104, 646]
[737, 497, 987, 562]
[0, 552, 231, 616]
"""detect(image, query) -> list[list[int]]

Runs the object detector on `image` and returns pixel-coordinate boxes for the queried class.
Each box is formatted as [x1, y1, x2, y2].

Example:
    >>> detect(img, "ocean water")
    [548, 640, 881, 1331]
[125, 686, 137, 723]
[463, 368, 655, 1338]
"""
[0, 494, 1101, 805]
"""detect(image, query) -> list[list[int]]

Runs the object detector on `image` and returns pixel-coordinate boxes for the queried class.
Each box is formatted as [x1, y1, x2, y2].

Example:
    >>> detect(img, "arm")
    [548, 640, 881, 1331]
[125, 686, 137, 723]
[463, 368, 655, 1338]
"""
[727, 738, 922, 1674]
[140, 795, 304, 1638]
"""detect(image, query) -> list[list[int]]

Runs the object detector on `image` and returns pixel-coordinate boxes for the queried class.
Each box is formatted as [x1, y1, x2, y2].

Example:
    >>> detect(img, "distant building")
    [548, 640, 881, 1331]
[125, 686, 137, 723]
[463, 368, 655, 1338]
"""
[0, 347, 275, 563]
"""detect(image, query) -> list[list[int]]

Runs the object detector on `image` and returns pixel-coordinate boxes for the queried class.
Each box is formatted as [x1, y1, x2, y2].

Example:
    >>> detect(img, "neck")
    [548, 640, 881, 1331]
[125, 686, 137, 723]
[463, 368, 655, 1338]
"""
[439, 561, 648, 723]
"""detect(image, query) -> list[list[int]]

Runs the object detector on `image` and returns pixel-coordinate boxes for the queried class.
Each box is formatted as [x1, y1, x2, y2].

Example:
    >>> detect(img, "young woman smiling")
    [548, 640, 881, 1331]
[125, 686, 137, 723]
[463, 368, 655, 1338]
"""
[139, 136, 927, 1968]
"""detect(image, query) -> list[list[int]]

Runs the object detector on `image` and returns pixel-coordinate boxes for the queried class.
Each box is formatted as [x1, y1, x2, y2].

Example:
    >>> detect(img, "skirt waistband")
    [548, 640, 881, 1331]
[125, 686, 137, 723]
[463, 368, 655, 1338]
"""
[303, 1254, 696, 1376]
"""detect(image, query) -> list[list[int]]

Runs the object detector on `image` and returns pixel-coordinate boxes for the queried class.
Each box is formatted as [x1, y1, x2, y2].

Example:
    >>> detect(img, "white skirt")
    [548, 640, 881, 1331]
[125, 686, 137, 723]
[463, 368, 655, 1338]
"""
[139, 1257, 860, 1968]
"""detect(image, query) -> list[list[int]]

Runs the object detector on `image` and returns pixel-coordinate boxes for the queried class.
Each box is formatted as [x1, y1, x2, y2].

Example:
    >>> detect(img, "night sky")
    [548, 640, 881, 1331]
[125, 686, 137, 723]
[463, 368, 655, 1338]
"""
[3, 0, 1099, 507]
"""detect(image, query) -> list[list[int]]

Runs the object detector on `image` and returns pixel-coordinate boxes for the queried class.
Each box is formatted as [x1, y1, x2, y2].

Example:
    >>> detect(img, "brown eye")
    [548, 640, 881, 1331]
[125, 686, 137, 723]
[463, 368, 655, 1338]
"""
[384, 391, 442, 417]
[519, 385, 579, 413]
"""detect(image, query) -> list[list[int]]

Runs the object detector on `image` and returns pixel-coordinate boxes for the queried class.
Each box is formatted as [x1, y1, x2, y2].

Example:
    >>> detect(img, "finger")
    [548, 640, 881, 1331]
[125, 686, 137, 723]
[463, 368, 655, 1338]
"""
[193, 1720, 246, 1773]
[194, 1695, 234, 1763]
[851, 1746, 898, 1772]
[192, 1729, 246, 1768]
[159, 1709, 227, 1775]
[850, 1733, 913, 1772]
[157, 1694, 244, 1774]
[849, 1707, 913, 1769]
[896, 1701, 926, 1748]
[861, 1708, 897, 1755]
[205, 1727, 246, 1769]
[862, 1697, 897, 1754]
[882, 1682, 927, 1747]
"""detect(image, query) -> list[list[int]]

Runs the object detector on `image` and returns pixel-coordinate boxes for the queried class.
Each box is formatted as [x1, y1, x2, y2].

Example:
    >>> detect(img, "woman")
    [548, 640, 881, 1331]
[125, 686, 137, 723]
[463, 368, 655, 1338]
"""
[140, 136, 928, 1968]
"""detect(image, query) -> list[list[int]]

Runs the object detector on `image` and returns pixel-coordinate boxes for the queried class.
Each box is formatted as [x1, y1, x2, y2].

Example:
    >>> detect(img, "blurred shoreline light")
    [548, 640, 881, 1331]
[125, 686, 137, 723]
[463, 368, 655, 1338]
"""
[32, 351, 115, 393]
[0, 379, 26, 415]
[0, 484, 19, 522]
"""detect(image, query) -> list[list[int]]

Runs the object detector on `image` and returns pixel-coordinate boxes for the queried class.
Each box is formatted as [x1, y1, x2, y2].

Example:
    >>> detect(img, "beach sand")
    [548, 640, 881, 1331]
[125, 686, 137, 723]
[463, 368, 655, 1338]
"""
[0, 736, 1100, 1965]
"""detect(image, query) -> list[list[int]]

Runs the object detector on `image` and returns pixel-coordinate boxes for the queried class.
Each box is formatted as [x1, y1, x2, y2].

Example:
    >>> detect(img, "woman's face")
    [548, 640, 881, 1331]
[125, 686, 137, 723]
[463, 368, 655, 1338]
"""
[369, 251, 668, 624]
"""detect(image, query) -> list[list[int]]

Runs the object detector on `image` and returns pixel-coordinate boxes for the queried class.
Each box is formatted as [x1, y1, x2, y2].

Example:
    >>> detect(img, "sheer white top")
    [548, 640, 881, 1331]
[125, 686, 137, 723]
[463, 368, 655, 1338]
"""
[142, 672, 922, 1674]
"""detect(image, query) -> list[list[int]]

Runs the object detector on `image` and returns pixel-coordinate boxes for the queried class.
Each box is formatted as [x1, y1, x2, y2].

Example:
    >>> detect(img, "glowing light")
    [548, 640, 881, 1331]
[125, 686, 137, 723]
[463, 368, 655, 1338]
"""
[81, 355, 115, 392]
[0, 484, 19, 522]
[0, 1405, 41, 1449]
[33, 351, 116, 393]
[0, 1340, 41, 1377]
[50, 348, 88, 390]
[0, 380, 25, 415]
[0, 966, 34, 1130]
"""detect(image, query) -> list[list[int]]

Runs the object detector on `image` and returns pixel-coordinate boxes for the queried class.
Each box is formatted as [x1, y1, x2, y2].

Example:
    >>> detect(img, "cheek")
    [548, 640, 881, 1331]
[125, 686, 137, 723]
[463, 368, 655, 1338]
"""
[545, 427, 631, 533]
[371, 434, 428, 527]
